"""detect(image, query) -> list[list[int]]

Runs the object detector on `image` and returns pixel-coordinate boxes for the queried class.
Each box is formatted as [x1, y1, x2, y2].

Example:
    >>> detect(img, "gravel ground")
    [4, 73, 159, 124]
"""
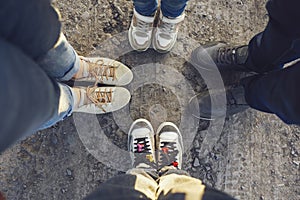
[0, 0, 299, 200]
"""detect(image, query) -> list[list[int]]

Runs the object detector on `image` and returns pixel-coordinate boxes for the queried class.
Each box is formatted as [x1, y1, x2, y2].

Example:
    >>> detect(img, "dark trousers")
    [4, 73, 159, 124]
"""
[241, 0, 300, 124]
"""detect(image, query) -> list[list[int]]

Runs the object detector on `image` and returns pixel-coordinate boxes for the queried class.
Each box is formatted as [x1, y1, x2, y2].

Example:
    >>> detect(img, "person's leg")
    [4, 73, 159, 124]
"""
[133, 0, 158, 16]
[157, 172, 205, 200]
[84, 172, 157, 200]
[37, 33, 80, 81]
[85, 119, 159, 200]
[0, 0, 61, 60]
[129, 0, 157, 51]
[0, 0, 80, 81]
[242, 61, 300, 125]
[0, 38, 73, 153]
[191, 0, 300, 72]
[161, 0, 188, 18]
[156, 167, 236, 200]
[245, 0, 300, 73]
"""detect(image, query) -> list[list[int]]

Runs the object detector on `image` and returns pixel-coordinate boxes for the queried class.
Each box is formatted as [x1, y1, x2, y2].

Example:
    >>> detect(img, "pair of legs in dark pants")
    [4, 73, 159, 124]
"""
[241, 0, 300, 124]
[0, 0, 80, 152]
[85, 168, 236, 200]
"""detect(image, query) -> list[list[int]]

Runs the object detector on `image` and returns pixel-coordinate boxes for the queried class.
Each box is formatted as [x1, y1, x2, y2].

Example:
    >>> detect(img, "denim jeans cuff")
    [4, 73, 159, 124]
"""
[38, 83, 73, 130]
[60, 50, 80, 81]
[37, 33, 80, 81]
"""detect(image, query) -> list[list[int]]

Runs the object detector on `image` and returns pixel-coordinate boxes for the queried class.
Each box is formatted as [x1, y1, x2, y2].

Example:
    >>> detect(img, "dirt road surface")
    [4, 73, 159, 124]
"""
[0, 0, 299, 199]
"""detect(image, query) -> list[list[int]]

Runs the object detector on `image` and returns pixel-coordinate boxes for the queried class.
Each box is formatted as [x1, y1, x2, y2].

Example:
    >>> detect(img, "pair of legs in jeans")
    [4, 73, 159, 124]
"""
[0, 0, 132, 152]
[129, 0, 188, 52]
[85, 119, 236, 200]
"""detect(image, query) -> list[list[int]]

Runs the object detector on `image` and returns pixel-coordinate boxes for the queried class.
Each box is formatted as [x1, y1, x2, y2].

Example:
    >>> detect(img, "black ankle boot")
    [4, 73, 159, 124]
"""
[191, 42, 250, 71]
[189, 85, 249, 120]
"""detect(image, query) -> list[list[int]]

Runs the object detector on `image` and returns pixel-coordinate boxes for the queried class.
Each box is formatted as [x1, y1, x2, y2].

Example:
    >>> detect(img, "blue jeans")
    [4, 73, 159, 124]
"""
[0, 0, 79, 152]
[133, 0, 188, 17]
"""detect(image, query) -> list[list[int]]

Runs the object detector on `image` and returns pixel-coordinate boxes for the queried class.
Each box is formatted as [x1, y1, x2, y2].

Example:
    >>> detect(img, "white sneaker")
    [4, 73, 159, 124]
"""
[128, 119, 156, 168]
[157, 122, 183, 169]
[75, 57, 133, 86]
[153, 12, 185, 53]
[72, 86, 130, 114]
[128, 9, 155, 51]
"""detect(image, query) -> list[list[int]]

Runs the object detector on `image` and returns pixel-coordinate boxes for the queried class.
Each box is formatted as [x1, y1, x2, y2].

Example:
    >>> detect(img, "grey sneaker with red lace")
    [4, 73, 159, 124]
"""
[128, 119, 156, 169]
[72, 86, 131, 114]
[157, 122, 183, 170]
[75, 57, 133, 86]
[152, 12, 185, 53]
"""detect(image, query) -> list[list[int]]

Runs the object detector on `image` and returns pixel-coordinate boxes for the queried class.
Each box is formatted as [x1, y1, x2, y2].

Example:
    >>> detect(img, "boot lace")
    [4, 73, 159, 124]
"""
[217, 47, 239, 65]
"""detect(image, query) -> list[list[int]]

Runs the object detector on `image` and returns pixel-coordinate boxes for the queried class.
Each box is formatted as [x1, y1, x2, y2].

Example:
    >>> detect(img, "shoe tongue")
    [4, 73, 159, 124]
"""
[235, 46, 248, 65]
[132, 128, 151, 137]
[160, 132, 178, 142]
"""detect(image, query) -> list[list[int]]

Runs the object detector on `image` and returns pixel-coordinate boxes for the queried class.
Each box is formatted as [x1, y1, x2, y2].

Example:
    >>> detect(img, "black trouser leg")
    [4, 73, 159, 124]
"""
[245, 0, 300, 73]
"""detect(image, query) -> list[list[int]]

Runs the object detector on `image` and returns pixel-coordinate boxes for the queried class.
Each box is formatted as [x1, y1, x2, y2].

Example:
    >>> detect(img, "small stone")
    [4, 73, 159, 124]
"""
[66, 168, 72, 176]
[193, 157, 200, 167]
[206, 174, 213, 180]
[61, 188, 67, 193]
[111, 37, 120, 46]
[195, 85, 202, 93]
[194, 140, 200, 148]
[104, 33, 112, 39]
[205, 165, 212, 171]
[260, 195, 264, 200]
[292, 161, 299, 166]
[291, 150, 298, 157]
[51, 134, 58, 145]
[115, 6, 124, 16]
[81, 11, 90, 20]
